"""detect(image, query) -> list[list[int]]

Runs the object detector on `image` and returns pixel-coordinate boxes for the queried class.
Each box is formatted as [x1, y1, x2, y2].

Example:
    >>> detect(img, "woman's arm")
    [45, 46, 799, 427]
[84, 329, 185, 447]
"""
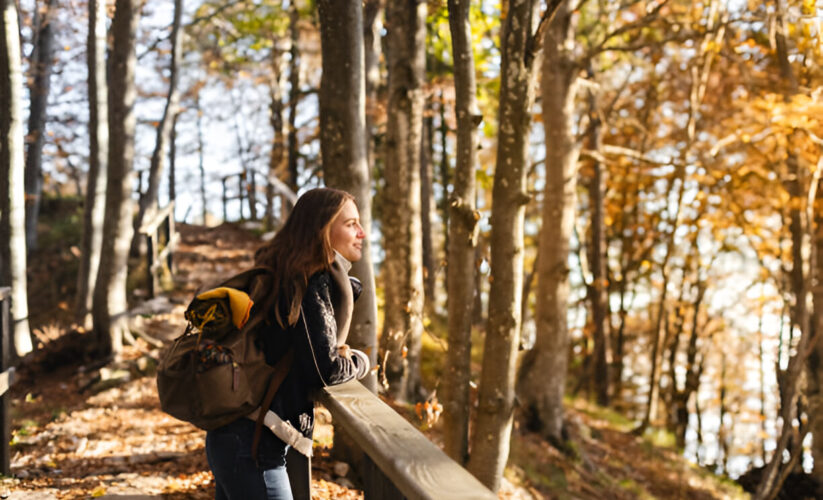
[299, 273, 366, 386]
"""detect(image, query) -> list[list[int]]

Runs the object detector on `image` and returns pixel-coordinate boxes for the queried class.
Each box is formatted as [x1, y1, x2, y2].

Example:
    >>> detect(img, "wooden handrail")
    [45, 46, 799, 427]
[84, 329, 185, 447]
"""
[318, 381, 497, 500]
[139, 201, 175, 235]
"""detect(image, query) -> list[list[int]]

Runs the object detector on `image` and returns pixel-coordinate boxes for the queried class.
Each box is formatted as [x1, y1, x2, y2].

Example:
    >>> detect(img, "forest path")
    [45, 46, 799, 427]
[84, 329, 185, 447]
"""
[5, 223, 360, 499]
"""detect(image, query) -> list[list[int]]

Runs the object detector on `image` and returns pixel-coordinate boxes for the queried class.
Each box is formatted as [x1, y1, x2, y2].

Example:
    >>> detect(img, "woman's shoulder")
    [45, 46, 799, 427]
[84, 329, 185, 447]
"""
[306, 270, 332, 294]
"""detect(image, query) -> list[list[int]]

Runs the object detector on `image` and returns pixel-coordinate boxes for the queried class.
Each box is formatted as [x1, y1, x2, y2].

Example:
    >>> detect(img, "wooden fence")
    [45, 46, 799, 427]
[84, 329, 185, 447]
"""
[0, 287, 15, 476]
[138, 202, 179, 298]
[285, 381, 497, 499]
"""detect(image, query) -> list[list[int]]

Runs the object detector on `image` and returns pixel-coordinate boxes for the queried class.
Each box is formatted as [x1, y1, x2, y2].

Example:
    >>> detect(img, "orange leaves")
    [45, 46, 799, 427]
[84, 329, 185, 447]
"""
[414, 394, 443, 429]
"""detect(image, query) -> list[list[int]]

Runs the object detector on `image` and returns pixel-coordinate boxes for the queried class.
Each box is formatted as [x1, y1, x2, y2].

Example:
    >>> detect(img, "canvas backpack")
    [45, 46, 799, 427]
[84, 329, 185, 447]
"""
[156, 267, 293, 440]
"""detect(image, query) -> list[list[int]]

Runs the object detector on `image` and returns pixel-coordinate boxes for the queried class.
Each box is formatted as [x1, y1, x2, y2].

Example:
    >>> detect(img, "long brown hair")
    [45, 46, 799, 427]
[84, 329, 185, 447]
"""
[254, 187, 353, 326]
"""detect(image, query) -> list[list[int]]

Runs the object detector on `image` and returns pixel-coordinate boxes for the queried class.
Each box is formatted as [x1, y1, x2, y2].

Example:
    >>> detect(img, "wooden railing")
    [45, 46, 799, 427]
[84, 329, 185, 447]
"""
[0, 287, 16, 475]
[138, 202, 179, 298]
[303, 381, 497, 500]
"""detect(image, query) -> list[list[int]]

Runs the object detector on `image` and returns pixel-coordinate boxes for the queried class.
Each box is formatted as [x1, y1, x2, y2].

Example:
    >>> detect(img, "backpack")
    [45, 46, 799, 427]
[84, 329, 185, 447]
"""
[156, 267, 293, 438]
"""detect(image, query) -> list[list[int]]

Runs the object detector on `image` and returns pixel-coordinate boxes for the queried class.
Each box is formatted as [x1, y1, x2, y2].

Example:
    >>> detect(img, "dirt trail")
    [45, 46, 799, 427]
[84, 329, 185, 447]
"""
[6, 223, 361, 499]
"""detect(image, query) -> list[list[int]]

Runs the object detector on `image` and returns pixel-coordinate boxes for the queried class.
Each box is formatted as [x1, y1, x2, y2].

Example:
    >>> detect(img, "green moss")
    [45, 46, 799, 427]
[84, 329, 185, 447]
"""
[617, 478, 655, 500]
[643, 427, 676, 450]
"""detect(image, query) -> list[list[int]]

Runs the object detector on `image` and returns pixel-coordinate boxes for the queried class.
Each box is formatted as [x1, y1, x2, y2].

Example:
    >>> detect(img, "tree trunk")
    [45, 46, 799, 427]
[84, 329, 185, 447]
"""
[811, 183, 823, 478]
[438, 93, 451, 256]
[755, 2, 817, 497]
[362, 0, 382, 177]
[24, 0, 58, 252]
[195, 91, 207, 225]
[75, 0, 109, 328]
[637, 164, 686, 433]
[0, 0, 33, 357]
[467, 0, 542, 491]
[379, 0, 426, 403]
[514, 0, 576, 448]
[420, 109, 437, 312]
[585, 82, 610, 407]
[92, 0, 140, 356]
[169, 111, 178, 203]
[442, 0, 479, 465]
[286, 3, 300, 192]
[267, 47, 287, 229]
[133, 0, 183, 241]
[317, 0, 378, 393]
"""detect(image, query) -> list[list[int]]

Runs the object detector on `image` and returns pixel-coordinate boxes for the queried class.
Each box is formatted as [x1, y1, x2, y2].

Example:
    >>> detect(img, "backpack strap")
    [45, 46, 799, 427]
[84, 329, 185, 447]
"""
[252, 346, 295, 460]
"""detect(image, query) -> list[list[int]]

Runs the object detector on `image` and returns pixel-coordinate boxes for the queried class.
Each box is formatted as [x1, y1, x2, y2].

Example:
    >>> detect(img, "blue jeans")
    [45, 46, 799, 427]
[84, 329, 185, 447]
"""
[206, 418, 293, 500]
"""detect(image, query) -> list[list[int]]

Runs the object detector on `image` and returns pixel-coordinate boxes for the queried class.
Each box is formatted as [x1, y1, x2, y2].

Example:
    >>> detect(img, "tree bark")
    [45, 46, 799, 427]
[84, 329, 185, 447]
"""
[286, 3, 300, 192]
[379, 0, 426, 402]
[585, 81, 610, 407]
[362, 0, 382, 177]
[514, 0, 576, 448]
[420, 109, 437, 312]
[317, 0, 379, 393]
[195, 91, 207, 225]
[467, 0, 542, 491]
[76, 0, 109, 328]
[0, 0, 33, 357]
[442, 0, 479, 465]
[267, 46, 287, 229]
[24, 0, 58, 252]
[92, 0, 141, 356]
[811, 182, 823, 479]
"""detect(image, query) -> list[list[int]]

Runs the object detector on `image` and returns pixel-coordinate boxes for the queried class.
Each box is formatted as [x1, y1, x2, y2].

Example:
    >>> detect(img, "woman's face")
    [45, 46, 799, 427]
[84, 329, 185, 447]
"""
[329, 199, 365, 262]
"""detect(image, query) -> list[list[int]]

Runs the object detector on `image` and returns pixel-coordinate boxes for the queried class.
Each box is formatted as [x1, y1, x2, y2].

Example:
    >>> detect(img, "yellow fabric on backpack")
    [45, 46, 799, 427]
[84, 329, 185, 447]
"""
[196, 287, 254, 329]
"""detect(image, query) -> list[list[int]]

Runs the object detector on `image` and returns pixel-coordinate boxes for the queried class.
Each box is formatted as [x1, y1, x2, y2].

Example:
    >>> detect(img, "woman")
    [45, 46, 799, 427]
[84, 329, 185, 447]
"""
[205, 188, 371, 500]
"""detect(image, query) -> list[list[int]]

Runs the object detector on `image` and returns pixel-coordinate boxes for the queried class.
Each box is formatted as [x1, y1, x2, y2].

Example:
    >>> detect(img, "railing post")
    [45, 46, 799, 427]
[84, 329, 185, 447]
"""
[238, 173, 246, 220]
[362, 454, 404, 500]
[222, 177, 228, 222]
[248, 168, 257, 220]
[146, 233, 156, 298]
[286, 447, 311, 499]
[0, 288, 11, 476]
[166, 205, 175, 274]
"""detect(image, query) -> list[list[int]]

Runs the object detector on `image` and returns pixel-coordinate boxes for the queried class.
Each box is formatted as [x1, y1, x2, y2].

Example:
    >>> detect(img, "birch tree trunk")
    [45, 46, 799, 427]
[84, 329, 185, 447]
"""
[76, 0, 109, 327]
[442, 0, 479, 465]
[379, 0, 426, 402]
[92, 0, 140, 356]
[514, 0, 577, 448]
[467, 0, 541, 490]
[24, 0, 58, 252]
[317, 0, 378, 393]
[133, 0, 183, 240]
[0, 0, 32, 357]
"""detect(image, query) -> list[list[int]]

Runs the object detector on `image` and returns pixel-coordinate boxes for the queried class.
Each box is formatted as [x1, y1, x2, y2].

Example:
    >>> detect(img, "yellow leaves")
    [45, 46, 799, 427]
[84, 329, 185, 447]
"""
[91, 485, 107, 497]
